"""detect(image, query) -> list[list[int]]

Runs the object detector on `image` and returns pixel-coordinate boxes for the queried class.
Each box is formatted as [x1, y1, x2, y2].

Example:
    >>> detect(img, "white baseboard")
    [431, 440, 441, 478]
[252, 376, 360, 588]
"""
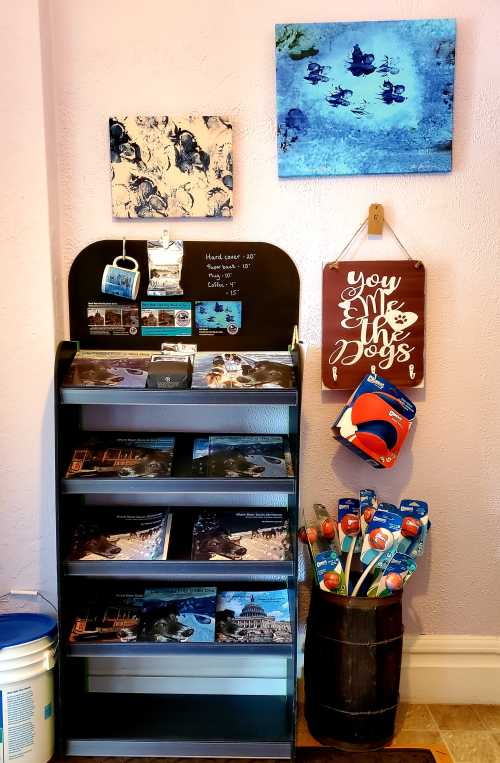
[401, 635, 500, 704]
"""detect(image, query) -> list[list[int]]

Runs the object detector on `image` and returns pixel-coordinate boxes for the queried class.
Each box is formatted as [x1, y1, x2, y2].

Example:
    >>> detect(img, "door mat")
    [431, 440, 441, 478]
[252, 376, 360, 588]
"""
[297, 748, 439, 762]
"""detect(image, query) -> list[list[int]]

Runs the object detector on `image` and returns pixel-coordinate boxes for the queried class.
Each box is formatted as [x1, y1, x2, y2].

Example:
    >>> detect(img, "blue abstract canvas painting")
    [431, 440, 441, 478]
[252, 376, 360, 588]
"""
[276, 19, 456, 176]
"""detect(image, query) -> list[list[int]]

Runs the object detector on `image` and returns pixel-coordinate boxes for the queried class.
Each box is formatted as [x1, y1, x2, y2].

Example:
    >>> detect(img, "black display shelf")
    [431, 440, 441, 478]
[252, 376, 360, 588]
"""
[67, 641, 293, 657]
[65, 693, 291, 758]
[61, 386, 298, 406]
[62, 476, 296, 495]
[55, 240, 301, 760]
[64, 559, 294, 581]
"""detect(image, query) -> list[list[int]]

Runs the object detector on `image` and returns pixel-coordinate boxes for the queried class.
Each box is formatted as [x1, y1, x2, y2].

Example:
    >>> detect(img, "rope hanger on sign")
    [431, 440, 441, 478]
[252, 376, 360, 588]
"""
[327, 204, 422, 270]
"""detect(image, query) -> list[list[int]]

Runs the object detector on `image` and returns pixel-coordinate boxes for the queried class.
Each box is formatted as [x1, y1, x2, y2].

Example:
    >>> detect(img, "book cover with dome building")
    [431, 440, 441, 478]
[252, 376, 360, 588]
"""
[216, 589, 292, 643]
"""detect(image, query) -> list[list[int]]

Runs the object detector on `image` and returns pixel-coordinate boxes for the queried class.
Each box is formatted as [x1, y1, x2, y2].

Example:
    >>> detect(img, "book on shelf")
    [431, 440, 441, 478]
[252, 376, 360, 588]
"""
[67, 509, 172, 561]
[192, 436, 294, 478]
[65, 436, 175, 479]
[69, 591, 143, 643]
[216, 589, 292, 643]
[139, 587, 217, 643]
[62, 350, 153, 388]
[191, 351, 295, 389]
[191, 510, 291, 561]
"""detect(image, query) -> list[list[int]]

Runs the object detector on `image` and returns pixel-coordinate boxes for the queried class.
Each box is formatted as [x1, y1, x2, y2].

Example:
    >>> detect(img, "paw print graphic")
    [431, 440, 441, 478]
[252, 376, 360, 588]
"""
[393, 314, 407, 326]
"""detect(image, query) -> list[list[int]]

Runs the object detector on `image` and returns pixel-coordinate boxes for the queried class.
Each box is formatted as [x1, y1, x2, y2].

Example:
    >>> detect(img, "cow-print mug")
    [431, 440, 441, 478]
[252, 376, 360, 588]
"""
[102, 255, 141, 301]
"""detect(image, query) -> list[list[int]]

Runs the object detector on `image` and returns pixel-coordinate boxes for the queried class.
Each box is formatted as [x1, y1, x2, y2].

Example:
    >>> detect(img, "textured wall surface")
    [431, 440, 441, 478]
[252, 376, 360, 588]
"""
[2, 0, 500, 635]
[0, 0, 57, 606]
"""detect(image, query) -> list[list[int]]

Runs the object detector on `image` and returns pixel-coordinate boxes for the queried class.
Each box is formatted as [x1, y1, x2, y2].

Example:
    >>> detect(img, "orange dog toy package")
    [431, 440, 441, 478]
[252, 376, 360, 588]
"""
[332, 373, 416, 469]
[398, 499, 429, 557]
[298, 505, 347, 595]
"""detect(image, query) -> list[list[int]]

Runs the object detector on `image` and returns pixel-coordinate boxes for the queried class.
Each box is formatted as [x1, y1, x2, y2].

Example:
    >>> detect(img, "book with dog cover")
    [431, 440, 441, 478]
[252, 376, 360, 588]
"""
[62, 350, 153, 388]
[139, 587, 216, 643]
[69, 591, 143, 643]
[191, 510, 291, 561]
[192, 436, 294, 478]
[216, 589, 292, 643]
[192, 351, 295, 389]
[67, 509, 172, 561]
[65, 436, 175, 479]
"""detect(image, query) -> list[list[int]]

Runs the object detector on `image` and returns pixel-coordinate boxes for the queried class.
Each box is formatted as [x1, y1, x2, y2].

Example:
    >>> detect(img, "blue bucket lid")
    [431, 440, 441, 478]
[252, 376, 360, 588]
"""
[0, 613, 58, 649]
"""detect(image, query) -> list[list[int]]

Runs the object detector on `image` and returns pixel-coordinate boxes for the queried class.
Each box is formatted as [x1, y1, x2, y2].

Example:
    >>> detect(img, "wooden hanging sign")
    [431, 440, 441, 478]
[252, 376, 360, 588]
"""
[322, 260, 425, 389]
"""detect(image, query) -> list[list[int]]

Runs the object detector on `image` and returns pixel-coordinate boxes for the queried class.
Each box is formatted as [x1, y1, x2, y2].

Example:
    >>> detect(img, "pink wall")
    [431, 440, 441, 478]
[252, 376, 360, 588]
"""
[0, 0, 57, 606]
[2, 0, 500, 635]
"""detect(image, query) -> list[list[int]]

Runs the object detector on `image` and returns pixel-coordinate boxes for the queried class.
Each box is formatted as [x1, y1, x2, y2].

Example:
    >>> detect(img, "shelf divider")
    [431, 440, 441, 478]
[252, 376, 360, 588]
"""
[66, 739, 292, 758]
[62, 476, 296, 494]
[64, 559, 294, 580]
[61, 387, 298, 406]
[67, 641, 293, 657]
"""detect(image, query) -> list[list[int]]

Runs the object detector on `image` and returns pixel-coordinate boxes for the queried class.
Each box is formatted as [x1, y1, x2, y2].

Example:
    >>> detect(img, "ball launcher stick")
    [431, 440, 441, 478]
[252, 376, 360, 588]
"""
[352, 528, 394, 597]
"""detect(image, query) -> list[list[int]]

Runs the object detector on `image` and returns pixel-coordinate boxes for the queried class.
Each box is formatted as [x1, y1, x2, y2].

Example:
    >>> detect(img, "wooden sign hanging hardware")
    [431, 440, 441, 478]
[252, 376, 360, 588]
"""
[323, 211, 425, 389]
[327, 214, 422, 271]
[368, 203, 384, 236]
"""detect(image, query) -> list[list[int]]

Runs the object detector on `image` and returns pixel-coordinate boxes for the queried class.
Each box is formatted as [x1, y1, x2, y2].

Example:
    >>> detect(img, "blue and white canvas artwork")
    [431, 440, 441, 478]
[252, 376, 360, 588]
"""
[275, 19, 456, 176]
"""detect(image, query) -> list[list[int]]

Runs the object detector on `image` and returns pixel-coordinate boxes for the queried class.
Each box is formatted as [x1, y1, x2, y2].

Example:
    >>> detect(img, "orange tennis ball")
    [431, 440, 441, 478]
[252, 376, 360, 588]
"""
[323, 571, 341, 591]
[363, 507, 375, 524]
[321, 518, 336, 539]
[402, 516, 421, 538]
[386, 572, 403, 591]
[341, 513, 360, 536]
[304, 526, 318, 543]
[369, 527, 391, 550]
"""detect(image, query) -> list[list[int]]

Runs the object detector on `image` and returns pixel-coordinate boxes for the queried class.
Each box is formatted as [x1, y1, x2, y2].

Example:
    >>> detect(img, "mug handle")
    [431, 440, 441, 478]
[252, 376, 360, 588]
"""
[113, 255, 139, 272]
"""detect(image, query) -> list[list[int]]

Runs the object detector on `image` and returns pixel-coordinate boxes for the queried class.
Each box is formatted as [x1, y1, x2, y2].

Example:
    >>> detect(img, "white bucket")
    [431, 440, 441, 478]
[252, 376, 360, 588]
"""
[0, 614, 57, 763]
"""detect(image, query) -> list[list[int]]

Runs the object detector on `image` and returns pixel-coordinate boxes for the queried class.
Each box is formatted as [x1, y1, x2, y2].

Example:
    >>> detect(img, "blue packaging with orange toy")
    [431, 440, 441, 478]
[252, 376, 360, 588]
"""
[360, 507, 402, 569]
[337, 498, 361, 552]
[360, 488, 378, 539]
[367, 552, 417, 597]
[398, 499, 429, 557]
[332, 373, 416, 469]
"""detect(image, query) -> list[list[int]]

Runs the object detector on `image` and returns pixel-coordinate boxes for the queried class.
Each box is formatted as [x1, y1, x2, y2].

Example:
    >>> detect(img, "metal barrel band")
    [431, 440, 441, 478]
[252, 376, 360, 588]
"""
[318, 701, 399, 717]
[312, 632, 403, 647]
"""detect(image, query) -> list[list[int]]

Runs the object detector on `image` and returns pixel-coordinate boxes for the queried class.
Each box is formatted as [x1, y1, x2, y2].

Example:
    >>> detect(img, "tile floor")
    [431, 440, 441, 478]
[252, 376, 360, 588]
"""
[394, 703, 500, 763]
[296, 703, 500, 763]
[59, 705, 500, 763]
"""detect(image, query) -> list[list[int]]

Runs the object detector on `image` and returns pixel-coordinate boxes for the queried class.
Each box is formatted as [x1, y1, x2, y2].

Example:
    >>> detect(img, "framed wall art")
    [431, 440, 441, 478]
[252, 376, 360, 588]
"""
[109, 115, 233, 218]
[276, 19, 456, 177]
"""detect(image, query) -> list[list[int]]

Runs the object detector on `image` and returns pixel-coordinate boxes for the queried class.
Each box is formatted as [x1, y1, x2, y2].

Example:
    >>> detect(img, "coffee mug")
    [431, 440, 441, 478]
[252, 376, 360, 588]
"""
[102, 255, 140, 300]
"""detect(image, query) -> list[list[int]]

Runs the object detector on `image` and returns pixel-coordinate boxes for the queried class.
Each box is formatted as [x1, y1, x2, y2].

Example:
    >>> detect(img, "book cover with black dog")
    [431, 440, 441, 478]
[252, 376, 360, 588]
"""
[192, 436, 294, 478]
[191, 510, 290, 561]
[67, 509, 172, 561]
[139, 587, 216, 643]
[63, 350, 152, 388]
[192, 351, 295, 389]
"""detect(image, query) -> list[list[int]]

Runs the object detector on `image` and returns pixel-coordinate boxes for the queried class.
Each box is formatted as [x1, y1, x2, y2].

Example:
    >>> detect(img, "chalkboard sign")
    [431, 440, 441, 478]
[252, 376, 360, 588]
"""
[69, 240, 300, 351]
[322, 261, 425, 389]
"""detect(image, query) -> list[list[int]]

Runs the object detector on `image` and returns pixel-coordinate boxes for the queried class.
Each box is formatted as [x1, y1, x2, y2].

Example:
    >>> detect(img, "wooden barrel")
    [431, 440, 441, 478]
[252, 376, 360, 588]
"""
[304, 586, 403, 751]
